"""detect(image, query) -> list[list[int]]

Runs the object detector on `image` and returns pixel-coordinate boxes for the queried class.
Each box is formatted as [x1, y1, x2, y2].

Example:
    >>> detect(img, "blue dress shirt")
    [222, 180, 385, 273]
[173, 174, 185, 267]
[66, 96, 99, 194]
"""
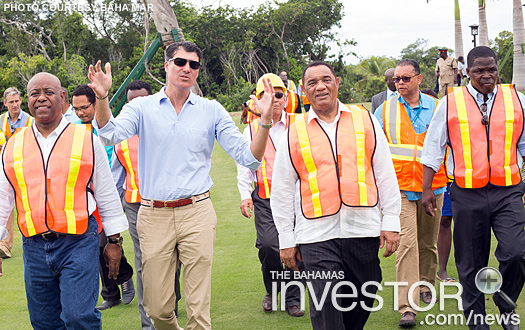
[94, 88, 261, 200]
[421, 83, 525, 175]
[375, 92, 446, 200]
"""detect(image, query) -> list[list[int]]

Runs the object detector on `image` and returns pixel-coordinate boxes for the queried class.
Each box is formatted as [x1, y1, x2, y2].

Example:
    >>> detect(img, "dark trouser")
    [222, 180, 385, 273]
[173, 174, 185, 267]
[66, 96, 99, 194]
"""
[98, 231, 133, 301]
[450, 181, 525, 329]
[299, 237, 382, 330]
[252, 187, 302, 307]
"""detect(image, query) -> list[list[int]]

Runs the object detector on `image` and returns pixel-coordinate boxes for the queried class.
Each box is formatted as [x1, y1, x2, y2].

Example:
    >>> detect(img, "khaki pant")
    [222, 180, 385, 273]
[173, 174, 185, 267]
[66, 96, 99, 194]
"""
[439, 82, 454, 98]
[138, 198, 216, 330]
[0, 210, 15, 252]
[396, 193, 443, 314]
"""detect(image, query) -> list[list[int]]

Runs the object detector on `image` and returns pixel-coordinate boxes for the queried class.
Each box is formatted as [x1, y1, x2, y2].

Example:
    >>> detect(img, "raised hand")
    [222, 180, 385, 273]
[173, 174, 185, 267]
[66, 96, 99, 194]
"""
[87, 60, 112, 99]
[250, 77, 274, 125]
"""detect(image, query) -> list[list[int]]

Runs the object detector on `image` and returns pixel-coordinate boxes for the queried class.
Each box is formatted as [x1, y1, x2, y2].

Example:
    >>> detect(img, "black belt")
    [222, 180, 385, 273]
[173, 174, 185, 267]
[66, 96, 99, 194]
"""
[39, 232, 65, 240]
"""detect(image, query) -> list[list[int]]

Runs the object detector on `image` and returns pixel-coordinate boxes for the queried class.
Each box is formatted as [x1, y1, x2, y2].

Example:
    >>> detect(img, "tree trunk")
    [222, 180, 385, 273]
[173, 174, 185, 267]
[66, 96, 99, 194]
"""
[478, 0, 489, 46]
[512, 0, 525, 90]
[145, 0, 202, 96]
[454, 0, 464, 58]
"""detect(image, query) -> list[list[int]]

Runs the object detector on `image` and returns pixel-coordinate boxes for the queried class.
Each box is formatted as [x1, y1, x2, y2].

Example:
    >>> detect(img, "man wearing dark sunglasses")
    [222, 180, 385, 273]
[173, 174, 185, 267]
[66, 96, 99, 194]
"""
[375, 59, 447, 327]
[236, 73, 303, 318]
[88, 41, 275, 330]
[422, 46, 525, 330]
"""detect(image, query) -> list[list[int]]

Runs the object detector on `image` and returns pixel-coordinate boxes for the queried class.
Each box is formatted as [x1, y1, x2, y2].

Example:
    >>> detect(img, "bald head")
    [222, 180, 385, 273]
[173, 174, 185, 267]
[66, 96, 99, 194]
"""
[27, 72, 61, 91]
[26, 72, 65, 131]
[385, 68, 396, 92]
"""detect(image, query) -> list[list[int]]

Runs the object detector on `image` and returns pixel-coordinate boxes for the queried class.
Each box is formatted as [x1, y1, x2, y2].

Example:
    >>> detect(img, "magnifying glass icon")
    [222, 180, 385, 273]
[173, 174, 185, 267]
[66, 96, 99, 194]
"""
[475, 267, 517, 310]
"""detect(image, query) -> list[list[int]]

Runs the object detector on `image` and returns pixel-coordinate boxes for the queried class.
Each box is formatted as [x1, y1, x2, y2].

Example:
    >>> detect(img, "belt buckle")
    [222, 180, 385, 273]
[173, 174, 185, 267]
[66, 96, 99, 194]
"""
[164, 200, 172, 208]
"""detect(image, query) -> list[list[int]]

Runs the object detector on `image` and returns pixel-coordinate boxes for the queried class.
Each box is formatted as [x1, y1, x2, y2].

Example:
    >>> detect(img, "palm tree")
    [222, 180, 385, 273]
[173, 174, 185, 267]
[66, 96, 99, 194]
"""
[455, 0, 464, 57]
[478, 0, 490, 46]
[512, 0, 525, 90]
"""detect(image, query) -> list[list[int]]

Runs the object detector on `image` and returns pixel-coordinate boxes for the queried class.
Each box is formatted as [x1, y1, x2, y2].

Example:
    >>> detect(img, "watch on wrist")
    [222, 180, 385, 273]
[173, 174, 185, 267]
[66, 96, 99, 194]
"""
[107, 236, 123, 247]
[259, 120, 273, 129]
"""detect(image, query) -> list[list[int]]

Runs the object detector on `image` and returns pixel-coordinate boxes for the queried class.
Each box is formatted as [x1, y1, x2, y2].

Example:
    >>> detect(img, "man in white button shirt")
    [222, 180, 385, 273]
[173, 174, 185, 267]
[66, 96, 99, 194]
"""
[236, 73, 303, 317]
[0, 72, 128, 330]
[271, 61, 401, 330]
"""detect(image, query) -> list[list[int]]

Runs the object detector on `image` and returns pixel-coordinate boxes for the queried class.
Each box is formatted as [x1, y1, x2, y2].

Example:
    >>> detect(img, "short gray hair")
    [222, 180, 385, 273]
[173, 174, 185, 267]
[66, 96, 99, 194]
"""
[3, 87, 20, 100]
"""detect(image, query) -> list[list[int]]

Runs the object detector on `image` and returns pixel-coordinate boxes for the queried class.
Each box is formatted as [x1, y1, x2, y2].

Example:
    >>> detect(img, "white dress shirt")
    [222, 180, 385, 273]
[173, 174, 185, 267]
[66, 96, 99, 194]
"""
[271, 100, 401, 249]
[0, 118, 128, 240]
[421, 83, 525, 174]
[236, 111, 287, 201]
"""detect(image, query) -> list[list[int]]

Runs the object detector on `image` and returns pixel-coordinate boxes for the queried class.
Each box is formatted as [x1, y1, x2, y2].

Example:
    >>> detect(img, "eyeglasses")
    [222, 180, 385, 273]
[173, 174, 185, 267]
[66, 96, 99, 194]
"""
[480, 103, 489, 126]
[73, 102, 94, 112]
[168, 57, 201, 70]
[259, 91, 285, 99]
[392, 75, 418, 83]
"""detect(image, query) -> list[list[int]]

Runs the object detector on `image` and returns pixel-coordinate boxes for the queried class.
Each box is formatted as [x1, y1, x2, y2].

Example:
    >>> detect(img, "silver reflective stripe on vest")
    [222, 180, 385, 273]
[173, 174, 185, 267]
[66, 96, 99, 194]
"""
[389, 145, 422, 160]
[387, 99, 399, 144]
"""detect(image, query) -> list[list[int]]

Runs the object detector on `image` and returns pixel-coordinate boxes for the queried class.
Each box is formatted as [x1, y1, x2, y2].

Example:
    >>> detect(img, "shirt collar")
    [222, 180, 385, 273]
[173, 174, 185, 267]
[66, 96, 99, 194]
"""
[307, 100, 348, 124]
[466, 82, 496, 103]
[32, 116, 69, 139]
[398, 91, 431, 111]
[157, 87, 197, 106]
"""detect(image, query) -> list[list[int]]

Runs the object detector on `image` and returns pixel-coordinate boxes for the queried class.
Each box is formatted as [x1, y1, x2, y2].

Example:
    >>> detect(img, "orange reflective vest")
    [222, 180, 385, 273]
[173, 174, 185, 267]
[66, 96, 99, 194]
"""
[448, 84, 523, 188]
[298, 80, 309, 105]
[115, 135, 141, 203]
[0, 113, 34, 140]
[3, 124, 94, 237]
[381, 97, 448, 191]
[249, 113, 296, 199]
[285, 90, 300, 113]
[246, 99, 260, 123]
[289, 105, 378, 219]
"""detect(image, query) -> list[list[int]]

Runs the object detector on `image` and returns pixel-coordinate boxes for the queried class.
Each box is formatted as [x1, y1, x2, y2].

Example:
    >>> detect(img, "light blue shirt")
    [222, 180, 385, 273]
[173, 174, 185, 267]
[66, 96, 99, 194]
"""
[94, 88, 261, 200]
[0, 110, 31, 135]
[64, 105, 80, 123]
[75, 119, 113, 167]
[375, 92, 446, 200]
[421, 83, 525, 175]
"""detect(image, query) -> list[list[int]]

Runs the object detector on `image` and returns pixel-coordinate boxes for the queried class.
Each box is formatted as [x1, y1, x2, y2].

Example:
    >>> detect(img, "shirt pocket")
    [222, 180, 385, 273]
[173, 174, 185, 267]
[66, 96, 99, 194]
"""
[187, 128, 209, 153]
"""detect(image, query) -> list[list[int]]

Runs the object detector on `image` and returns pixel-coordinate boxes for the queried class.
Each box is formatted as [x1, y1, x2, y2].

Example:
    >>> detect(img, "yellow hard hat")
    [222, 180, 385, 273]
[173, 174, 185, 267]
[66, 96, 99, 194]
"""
[256, 73, 286, 99]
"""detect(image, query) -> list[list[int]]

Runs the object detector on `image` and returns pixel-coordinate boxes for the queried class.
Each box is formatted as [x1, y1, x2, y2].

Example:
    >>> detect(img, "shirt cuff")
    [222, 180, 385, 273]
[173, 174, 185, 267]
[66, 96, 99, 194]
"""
[420, 156, 441, 173]
[101, 215, 129, 237]
[245, 152, 263, 171]
[381, 214, 400, 233]
[240, 191, 252, 202]
[278, 231, 296, 249]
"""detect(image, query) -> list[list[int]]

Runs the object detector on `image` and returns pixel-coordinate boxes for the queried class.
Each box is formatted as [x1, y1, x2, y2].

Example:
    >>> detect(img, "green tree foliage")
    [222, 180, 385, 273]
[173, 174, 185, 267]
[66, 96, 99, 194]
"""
[492, 30, 513, 84]
[399, 38, 452, 90]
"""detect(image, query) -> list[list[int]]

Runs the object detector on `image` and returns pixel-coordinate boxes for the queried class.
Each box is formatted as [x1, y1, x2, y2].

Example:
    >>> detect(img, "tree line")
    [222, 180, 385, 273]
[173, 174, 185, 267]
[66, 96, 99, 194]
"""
[0, 0, 516, 113]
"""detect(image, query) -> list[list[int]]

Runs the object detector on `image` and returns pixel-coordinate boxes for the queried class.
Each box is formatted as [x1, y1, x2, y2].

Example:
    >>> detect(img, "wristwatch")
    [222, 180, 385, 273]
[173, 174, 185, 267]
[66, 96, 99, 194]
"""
[107, 236, 123, 247]
[259, 120, 273, 129]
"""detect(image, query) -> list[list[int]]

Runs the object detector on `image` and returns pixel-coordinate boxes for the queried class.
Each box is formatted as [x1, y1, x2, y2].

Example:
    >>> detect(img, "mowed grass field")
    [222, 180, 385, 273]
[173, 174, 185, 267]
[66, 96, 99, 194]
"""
[0, 106, 524, 329]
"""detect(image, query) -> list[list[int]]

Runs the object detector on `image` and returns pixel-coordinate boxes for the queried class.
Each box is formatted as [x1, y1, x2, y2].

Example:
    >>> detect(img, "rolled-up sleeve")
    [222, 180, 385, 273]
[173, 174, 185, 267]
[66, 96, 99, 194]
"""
[94, 103, 140, 147]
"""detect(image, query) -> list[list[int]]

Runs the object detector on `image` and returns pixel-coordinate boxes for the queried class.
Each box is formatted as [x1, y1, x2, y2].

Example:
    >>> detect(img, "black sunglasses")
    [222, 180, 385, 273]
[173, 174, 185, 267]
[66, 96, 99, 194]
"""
[480, 103, 489, 126]
[259, 91, 284, 99]
[392, 75, 418, 83]
[168, 57, 201, 70]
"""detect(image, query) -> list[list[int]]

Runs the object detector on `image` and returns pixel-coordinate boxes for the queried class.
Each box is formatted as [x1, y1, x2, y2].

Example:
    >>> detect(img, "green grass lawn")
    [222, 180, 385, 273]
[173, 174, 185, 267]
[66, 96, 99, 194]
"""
[0, 110, 523, 329]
